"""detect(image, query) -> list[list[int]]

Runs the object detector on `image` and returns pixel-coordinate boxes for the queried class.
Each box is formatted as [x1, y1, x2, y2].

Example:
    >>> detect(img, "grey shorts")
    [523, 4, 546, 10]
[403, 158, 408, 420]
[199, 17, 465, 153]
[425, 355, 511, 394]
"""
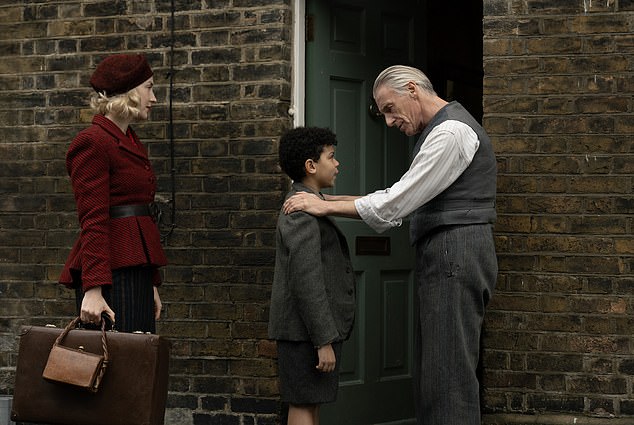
[276, 340, 343, 405]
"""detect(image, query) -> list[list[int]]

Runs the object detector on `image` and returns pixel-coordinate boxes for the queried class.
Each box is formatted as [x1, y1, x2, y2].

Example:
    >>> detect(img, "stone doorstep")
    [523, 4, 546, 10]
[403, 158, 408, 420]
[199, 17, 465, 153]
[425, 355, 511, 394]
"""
[482, 413, 634, 425]
[0, 396, 15, 425]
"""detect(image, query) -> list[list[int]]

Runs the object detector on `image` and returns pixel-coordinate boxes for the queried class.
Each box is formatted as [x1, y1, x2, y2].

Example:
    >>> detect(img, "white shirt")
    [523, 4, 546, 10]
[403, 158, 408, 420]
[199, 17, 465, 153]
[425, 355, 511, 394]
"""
[354, 120, 480, 233]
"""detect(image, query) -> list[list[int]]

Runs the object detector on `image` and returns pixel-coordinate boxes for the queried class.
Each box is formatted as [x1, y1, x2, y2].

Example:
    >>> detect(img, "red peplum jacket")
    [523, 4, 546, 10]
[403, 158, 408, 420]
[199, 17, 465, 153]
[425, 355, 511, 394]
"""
[59, 114, 168, 291]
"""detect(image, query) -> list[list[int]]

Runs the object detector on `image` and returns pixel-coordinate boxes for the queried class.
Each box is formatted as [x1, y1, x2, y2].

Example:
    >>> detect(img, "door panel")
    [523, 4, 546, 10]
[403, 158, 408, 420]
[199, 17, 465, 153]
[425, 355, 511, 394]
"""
[330, 79, 362, 195]
[382, 271, 411, 378]
[320, 223, 415, 425]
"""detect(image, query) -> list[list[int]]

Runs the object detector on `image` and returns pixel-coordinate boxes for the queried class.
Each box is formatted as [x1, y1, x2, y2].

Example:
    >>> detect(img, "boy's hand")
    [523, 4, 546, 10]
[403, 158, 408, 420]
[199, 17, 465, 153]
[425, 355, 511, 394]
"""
[316, 344, 336, 373]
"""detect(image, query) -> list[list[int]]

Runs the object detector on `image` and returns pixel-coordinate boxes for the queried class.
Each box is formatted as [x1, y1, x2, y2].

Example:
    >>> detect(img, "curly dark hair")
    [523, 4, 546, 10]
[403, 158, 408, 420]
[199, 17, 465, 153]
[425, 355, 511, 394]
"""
[279, 126, 337, 181]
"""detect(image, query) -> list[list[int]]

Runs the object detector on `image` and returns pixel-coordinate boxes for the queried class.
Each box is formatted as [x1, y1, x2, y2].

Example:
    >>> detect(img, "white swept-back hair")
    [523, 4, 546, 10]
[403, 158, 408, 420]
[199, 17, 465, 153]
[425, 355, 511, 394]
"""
[373, 65, 437, 97]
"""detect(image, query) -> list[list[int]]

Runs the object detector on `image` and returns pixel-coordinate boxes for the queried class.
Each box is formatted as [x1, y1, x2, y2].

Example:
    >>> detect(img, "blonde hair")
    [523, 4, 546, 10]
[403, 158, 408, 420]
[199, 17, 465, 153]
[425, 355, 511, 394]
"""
[89, 87, 142, 120]
[373, 65, 437, 97]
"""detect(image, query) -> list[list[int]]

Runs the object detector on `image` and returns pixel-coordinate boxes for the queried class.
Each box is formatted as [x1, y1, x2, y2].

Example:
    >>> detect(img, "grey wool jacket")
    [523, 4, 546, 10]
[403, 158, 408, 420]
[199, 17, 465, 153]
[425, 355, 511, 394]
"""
[268, 182, 356, 347]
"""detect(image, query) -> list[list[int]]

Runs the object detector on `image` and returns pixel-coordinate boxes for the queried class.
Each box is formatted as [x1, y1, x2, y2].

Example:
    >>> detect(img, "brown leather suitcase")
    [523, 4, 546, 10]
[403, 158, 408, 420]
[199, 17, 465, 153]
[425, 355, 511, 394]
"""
[11, 322, 170, 425]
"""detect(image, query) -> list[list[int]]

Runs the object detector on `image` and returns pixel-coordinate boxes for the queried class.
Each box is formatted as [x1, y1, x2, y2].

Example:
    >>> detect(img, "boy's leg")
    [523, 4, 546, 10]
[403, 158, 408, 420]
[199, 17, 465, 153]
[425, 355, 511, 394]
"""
[288, 404, 318, 425]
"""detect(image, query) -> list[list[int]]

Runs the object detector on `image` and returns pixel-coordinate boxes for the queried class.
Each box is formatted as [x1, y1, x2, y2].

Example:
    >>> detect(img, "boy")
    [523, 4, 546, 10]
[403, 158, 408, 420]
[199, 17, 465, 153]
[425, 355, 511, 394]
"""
[268, 127, 356, 425]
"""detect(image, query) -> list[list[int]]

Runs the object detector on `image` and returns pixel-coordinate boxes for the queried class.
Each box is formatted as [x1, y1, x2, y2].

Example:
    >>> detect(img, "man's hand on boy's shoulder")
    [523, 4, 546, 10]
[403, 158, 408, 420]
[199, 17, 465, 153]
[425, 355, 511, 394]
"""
[284, 191, 361, 219]
[283, 191, 326, 216]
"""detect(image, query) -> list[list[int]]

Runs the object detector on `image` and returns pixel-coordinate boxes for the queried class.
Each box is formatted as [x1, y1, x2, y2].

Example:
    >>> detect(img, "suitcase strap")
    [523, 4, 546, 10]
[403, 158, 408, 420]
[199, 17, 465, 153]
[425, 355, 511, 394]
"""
[53, 317, 110, 390]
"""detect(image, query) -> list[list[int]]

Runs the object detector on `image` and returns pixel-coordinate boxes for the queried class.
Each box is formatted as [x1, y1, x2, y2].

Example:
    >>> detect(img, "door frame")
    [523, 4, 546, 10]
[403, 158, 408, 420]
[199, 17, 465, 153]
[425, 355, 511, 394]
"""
[291, 0, 306, 127]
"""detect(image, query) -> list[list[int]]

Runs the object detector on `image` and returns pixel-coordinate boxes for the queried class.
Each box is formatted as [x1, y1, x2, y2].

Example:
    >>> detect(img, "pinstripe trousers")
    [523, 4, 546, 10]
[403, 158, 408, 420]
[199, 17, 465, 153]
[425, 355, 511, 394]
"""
[413, 224, 497, 425]
[75, 266, 156, 333]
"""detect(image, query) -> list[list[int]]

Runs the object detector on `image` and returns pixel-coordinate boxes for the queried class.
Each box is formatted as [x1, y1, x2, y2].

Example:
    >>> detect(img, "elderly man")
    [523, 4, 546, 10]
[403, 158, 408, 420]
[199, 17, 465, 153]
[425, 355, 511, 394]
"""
[283, 65, 497, 425]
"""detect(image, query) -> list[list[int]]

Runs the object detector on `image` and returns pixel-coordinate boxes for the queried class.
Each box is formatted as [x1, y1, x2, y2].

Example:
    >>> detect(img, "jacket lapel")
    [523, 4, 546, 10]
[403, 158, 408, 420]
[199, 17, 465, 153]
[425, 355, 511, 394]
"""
[92, 115, 148, 159]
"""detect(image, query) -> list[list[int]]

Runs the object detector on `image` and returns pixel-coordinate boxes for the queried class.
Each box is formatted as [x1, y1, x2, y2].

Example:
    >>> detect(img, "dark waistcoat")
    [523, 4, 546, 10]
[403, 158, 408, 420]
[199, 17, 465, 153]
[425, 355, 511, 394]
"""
[409, 102, 497, 245]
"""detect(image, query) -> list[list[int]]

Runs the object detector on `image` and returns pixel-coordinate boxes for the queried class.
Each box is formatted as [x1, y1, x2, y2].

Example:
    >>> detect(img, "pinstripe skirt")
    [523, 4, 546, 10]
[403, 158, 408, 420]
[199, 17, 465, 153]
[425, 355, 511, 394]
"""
[75, 266, 156, 333]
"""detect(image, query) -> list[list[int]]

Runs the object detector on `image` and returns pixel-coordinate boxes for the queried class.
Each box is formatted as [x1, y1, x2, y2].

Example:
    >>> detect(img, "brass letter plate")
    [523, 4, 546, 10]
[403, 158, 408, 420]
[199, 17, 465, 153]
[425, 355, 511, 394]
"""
[355, 236, 390, 256]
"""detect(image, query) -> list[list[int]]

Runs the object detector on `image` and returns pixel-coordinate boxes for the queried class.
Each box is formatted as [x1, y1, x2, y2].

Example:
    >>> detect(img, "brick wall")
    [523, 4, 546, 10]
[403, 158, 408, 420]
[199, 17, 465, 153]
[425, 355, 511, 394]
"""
[0, 1, 291, 424]
[482, 0, 634, 423]
[2, 1, 634, 424]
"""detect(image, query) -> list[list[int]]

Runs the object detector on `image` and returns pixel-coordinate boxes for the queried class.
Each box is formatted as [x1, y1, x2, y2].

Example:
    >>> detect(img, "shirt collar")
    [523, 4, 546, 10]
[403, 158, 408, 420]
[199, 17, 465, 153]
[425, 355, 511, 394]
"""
[291, 181, 325, 200]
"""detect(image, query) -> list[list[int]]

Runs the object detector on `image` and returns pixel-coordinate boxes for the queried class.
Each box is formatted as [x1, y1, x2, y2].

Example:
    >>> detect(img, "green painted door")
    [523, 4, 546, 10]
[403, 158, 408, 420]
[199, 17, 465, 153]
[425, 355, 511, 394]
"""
[305, 1, 424, 424]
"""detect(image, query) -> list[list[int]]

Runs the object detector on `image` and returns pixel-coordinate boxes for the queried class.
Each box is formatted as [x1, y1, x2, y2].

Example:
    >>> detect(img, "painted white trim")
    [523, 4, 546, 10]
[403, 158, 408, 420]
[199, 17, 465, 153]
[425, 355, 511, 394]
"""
[290, 0, 306, 127]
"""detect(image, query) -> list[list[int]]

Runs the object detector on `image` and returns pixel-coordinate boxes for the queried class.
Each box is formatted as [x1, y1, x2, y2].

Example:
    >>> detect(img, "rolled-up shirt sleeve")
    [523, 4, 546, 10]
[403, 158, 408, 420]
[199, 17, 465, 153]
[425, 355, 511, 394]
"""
[354, 120, 480, 233]
[355, 188, 403, 231]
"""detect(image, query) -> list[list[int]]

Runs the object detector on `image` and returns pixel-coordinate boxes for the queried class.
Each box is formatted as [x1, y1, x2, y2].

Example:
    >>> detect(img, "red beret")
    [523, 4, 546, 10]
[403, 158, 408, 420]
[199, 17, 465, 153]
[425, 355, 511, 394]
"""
[90, 54, 153, 96]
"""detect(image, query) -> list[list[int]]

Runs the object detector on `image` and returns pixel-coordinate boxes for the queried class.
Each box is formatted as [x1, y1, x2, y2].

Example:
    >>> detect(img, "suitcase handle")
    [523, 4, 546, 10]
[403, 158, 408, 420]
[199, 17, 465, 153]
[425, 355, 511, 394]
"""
[53, 317, 109, 389]
[55, 317, 109, 359]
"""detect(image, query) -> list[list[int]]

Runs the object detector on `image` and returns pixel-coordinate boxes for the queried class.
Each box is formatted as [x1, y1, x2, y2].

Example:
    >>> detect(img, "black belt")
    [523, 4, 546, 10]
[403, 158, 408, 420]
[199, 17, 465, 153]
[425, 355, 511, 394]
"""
[109, 204, 154, 219]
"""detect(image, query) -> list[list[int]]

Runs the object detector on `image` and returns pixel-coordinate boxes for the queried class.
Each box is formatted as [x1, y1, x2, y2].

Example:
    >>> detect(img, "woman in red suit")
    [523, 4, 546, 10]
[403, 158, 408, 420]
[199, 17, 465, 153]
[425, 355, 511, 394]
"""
[59, 54, 168, 333]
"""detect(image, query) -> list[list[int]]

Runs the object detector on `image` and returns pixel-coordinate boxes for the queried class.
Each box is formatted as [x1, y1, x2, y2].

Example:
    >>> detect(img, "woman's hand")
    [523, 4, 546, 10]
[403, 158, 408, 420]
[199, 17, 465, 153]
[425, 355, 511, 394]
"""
[153, 286, 162, 320]
[80, 286, 115, 325]
[316, 344, 336, 373]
